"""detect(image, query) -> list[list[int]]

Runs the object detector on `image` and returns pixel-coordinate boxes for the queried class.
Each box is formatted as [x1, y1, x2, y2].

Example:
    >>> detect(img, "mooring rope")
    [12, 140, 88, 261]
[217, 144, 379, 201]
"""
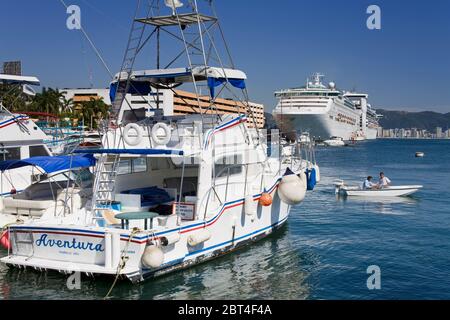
[2, 218, 24, 232]
[104, 227, 141, 300]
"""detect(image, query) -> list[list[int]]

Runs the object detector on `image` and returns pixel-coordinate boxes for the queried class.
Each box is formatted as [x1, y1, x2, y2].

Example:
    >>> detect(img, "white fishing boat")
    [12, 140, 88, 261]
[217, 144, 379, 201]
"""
[1, 0, 319, 286]
[0, 75, 53, 197]
[323, 136, 345, 147]
[334, 180, 422, 197]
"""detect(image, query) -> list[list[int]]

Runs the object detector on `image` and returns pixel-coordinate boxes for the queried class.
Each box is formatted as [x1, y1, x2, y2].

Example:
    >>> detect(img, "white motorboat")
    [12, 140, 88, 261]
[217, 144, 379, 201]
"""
[299, 132, 311, 144]
[0, 75, 53, 196]
[334, 180, 422, 197]
[1, 0, 319, 285]
[323, 136, 346, 147]
[415, 152, 425, 158]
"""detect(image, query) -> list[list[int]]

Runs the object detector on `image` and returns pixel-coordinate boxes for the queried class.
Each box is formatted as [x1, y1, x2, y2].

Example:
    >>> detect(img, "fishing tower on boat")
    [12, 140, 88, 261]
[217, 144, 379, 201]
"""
[92, 0, 263, 222]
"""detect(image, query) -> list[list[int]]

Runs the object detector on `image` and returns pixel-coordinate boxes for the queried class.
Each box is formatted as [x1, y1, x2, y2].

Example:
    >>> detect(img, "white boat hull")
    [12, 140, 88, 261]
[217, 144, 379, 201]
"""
[340, 185, 423, 197]
[273, 112, 358, 142]
[323, 140, 345, 147]
[2, 180, 291, 283]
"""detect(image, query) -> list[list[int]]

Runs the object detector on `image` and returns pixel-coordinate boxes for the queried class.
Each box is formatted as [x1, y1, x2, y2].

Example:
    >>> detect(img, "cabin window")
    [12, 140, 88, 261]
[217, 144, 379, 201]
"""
[118, 159, 147, 175]
[0, 147, 21, 161]
[29, 145, 50, 157]
[132, 158, 147, 173]
[117, 160, 132, 175]
[215, 154, 243, 178]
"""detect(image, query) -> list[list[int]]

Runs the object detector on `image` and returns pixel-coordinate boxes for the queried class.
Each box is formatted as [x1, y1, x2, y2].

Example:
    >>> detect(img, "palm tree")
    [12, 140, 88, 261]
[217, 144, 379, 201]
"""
[0, 83, 30, 112]
[77, 98, 109, 130]
[29, 87, 66, 116]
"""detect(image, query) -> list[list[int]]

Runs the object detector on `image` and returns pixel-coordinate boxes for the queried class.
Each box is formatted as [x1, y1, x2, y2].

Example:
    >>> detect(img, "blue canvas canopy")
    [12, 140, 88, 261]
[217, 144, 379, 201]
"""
[109, 67, 247, 100]
[0, 154, 96, 173]
[109, 81, 152, 102]
[207, 77, 246, 98]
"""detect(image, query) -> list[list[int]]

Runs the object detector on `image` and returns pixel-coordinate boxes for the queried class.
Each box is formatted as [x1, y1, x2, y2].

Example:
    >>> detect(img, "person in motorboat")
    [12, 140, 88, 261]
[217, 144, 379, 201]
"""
[362, 176, 377, 190]
[378, 172, 392, 188]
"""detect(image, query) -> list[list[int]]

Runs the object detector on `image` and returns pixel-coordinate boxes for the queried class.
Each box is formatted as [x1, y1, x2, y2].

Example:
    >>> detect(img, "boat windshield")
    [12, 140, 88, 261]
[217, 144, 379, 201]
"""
[33, 168, 94, 189]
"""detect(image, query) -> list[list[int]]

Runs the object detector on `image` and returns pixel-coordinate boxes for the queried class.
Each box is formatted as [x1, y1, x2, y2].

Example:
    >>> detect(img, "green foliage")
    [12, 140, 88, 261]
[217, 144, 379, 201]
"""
[1, 86, 110, 129]
[0, 83, 31, 111]
[74, 98, 110, 129]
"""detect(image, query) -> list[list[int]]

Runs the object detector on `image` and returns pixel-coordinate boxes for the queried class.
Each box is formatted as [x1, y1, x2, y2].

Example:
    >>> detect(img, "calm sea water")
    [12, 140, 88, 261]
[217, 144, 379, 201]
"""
[0, 139, 449, 300]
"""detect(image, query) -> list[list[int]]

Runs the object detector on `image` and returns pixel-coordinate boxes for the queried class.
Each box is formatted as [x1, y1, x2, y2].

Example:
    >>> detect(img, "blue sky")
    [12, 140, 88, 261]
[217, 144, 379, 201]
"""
[1, 0, 449, 112]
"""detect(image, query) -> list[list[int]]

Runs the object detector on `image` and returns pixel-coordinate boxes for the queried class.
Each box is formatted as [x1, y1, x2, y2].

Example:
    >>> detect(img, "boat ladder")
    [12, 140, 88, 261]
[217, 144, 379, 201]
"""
[12, 229, 35, 258]
[91, 154, 121, 222]
[111, 0, 153, 118]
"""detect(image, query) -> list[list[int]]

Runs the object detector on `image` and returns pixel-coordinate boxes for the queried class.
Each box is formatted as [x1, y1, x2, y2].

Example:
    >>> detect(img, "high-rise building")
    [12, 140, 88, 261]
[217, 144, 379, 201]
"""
[436, 127, 443, 139]
[2, 61, 22, 75]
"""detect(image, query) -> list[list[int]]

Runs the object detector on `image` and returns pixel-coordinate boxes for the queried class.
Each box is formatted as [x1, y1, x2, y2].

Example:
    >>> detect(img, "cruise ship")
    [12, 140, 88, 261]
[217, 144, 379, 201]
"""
[344, 92, 381, 140]
[273, 73, 380, 141]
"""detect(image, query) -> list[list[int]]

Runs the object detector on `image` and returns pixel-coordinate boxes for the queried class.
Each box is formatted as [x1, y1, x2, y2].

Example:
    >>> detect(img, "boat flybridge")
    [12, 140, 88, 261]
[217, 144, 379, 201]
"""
[0, 74, 53, 198]
[0, 0, 319, 286]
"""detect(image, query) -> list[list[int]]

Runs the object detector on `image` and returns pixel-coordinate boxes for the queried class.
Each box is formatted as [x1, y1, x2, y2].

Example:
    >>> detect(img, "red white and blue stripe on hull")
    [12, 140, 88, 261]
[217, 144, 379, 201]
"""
[0, 115, 29, 129]
[9, 178, 281, 245]
[6, 178, 286, 280]
[203, 115, 248, 149]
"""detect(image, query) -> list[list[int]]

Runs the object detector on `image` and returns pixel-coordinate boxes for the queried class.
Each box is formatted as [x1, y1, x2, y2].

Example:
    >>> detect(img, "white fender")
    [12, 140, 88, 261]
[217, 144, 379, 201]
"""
[244, 194, 256, 217]
[123, 123, 143, 146]
[151, 122, 172, 146]
[160, 233, 181, 247]
[278, 172, 307, 205]
[187, 229, 211, 247]
[142, 245, 164, 269]
[314, 164, 321, 183]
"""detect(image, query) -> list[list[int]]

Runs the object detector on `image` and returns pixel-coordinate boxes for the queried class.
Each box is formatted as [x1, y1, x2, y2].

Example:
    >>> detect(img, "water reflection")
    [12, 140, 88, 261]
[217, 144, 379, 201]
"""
[0, 226, 313, 300]
[335, 195, 419, 215]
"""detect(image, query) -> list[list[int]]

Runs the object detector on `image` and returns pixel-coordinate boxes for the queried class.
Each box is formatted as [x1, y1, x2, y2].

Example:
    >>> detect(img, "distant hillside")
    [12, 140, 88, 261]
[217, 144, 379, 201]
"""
[265, 110, 450, 132]
[378, 109, 450, 131]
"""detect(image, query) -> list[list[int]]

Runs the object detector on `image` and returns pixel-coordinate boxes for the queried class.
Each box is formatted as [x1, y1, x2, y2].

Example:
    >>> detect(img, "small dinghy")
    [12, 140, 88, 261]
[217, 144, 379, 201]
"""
[334, 180, 423, 197]
[323, 137, 346, 147]
[415, 152, 425, 158]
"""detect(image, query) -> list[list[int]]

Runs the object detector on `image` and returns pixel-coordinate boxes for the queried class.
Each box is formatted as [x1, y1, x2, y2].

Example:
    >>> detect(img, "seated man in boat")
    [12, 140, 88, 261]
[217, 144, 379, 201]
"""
[363, 176, 377, 190]
[378, 172, 392, 188]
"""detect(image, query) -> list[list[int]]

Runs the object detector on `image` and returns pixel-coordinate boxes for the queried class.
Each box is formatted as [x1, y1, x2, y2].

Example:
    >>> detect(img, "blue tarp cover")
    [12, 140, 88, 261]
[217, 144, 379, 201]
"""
[73, 149, 184, 156]
[0, 154, 96, 173]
